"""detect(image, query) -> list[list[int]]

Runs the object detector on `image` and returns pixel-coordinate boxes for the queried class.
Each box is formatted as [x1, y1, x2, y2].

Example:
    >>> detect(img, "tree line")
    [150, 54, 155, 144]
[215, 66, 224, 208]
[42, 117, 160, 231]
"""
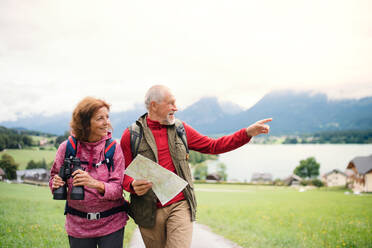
[0, 126, 63, 151]
[0, 126, 34, 151]
[283, 129, 372, 144]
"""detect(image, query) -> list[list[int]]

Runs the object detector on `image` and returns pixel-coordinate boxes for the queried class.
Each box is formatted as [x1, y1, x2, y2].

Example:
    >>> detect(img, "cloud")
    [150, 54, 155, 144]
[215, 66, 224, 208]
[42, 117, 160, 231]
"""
[0, 0, 371, 122]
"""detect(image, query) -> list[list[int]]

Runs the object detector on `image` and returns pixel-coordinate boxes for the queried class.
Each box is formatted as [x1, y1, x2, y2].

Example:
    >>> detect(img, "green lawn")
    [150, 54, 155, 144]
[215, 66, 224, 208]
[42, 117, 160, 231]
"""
[30, 135, 55, 143]
[0, 148, 56, 170]
[1, 183, 371, 248]
[0, 182, 136, 248]
[195, 184, 372, 248]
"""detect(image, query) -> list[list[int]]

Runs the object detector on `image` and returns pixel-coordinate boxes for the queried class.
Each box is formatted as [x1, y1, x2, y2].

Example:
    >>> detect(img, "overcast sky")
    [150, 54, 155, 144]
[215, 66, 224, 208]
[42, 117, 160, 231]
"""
[1, 0, 371, 122]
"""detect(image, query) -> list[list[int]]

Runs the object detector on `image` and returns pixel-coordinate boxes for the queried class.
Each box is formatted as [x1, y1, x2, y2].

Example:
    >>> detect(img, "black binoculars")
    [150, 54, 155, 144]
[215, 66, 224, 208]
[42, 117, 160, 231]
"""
[53, 157, 84, 200]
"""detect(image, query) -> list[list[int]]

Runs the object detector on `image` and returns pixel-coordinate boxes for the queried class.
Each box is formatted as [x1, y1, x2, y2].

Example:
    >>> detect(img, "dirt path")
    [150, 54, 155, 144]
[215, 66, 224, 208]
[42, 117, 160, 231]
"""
[129, 222, 242, 248]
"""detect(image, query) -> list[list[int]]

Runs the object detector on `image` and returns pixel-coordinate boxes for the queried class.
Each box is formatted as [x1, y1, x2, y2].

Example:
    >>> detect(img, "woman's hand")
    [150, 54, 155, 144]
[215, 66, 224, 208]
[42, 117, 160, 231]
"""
[52, 175, 65, 189]
[72, 169, 105, 194]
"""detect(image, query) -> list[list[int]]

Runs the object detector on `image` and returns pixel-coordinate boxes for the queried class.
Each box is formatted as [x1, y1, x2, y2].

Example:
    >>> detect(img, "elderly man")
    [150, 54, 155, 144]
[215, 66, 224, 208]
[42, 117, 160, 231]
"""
[121, 85, 271, 248]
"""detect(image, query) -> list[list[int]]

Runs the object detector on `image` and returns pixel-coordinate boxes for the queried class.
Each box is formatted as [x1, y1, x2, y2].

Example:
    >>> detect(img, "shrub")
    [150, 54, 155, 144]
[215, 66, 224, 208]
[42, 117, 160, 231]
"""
[311, 179, 324, 187]
[0, 154, 18, 179]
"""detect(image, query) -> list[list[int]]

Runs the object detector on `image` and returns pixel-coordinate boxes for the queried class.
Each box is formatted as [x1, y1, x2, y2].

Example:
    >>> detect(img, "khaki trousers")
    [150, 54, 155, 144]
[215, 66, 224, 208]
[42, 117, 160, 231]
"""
[139, 200, 193, 248]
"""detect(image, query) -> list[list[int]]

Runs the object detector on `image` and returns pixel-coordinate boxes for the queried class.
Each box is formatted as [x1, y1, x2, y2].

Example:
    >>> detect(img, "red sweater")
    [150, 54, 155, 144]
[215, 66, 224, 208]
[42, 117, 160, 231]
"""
[121, 117, 251, 207]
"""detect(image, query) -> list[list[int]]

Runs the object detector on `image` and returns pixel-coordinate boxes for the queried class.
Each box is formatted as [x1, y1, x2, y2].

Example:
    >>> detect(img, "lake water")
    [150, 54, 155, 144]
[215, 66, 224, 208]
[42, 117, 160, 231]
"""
[208, 144, 372, 182]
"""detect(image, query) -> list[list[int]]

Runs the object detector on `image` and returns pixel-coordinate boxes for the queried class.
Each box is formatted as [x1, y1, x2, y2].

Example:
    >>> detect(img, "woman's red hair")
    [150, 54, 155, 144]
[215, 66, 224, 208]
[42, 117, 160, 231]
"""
[70, 97, 111, 141]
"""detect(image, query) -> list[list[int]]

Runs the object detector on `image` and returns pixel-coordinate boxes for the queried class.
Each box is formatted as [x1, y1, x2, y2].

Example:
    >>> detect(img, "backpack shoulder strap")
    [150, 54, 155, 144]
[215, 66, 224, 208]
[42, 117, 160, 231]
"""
[175, 119, 189, 154]
[128, 120, 189, 159]
[65, 136, 77, 159]
[104, 138, 116, 172]
[129, 122, 142, 159]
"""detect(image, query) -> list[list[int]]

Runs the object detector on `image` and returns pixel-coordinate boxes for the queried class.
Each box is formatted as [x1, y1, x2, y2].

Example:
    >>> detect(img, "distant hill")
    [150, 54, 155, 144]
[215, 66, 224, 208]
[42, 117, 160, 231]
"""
[235, 91, 372, 135]
[1, 90, 372, 138]
[177, 91, 372, 136]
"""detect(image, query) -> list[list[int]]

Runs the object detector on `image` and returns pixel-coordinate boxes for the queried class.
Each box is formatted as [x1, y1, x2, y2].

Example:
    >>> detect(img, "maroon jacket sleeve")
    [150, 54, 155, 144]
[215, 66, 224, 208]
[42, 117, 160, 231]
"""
[49, 141, 67, 193]
[183, 122, 251, 154]
[120, 128, 135, 193]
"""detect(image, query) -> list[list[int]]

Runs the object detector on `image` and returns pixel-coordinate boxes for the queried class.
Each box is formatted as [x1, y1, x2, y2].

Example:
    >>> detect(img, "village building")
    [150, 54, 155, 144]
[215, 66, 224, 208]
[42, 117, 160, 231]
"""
[206, 173, 221, 182]
[347, 155, 372, 193]
[0, 168, 5, 181]
[344, 169, 355, 185]
[16, 168, 50, 183]
[283, 174, 302, 186]
[39, 138, 49, 146]
[322, 169, 347, 187]
[251, 172, 273, 184]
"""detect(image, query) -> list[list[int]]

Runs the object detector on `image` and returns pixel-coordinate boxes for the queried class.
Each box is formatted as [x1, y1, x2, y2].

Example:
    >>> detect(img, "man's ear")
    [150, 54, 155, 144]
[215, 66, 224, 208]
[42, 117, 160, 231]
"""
[150, 101, 157, 112]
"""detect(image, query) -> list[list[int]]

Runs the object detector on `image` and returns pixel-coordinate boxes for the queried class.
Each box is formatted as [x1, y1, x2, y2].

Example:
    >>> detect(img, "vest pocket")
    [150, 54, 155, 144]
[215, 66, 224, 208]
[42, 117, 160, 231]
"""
[175, 141, 187, 160]
[129, 190, 157, 228]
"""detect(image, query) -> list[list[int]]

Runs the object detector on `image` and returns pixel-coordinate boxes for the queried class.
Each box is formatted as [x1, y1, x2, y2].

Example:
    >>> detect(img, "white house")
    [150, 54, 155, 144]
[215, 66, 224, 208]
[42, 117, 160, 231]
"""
[322, 169, 347, 187]
[347, 155, 372, 193]
[16, 168, 50, 183]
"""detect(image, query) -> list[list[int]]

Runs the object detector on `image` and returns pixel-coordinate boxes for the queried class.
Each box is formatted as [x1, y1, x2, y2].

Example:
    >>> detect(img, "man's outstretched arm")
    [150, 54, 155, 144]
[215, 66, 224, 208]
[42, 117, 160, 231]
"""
[184, 118, 272, 154]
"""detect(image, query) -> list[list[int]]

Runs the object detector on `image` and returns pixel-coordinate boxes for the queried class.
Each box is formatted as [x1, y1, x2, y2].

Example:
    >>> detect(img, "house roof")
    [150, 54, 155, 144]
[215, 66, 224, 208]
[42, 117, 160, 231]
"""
[284, 174, 302, 182]
[323, 169, 347, 177]
[348, 155, 372, 175]
[16, 168, 49, 177]
[206, 173, 221, 180]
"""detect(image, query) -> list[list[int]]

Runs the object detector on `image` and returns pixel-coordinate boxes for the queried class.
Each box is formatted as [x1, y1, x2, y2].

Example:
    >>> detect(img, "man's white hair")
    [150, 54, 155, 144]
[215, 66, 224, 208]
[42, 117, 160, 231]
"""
[144, 85, 170, 110]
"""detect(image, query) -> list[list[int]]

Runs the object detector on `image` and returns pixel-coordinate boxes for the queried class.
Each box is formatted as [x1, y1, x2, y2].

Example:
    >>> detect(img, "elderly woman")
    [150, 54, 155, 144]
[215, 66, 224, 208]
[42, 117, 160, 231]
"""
[49, 97, 128, 248]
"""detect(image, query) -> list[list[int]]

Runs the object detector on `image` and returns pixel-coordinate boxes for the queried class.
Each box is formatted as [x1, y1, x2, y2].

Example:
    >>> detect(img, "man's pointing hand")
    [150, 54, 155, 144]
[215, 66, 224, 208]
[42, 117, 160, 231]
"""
[246, 118, 272, 137]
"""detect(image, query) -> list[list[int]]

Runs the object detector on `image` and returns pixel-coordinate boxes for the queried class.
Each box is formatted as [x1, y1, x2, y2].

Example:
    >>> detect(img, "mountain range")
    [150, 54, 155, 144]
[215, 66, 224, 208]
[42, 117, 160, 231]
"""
[2, 90, 372, 138]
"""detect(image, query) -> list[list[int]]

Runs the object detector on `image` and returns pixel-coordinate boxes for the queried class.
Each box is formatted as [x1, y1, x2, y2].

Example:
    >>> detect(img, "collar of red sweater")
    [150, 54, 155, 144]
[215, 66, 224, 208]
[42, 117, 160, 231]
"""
[146, 117, 168, 130]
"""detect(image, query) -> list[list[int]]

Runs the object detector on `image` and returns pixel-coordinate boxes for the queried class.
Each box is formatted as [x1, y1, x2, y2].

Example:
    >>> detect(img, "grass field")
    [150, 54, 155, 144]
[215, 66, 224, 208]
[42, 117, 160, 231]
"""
[0, 148, 56, 170]
[195, 184, 372, 248]
[0, 182, 136, 248]
[1, 183, 372, 248]
[29, 135, 55, 143]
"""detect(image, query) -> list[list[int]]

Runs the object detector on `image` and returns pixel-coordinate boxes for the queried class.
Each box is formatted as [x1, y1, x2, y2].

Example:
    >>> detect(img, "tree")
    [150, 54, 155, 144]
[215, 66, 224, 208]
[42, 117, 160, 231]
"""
[21, 135, 33, 146]
[216, 162, 228, 181]
[26, 160, 37, 169]
[55, 131, 69, 148]
[26, 159, 47, 169]
[189, 151, 218, 165]
[0, 154, 18, 180]
[283, 137, 298, 144]
[293, 157, 320, 179]
[193, 162, 208, 180]
[0, 136, 5, 151]
[40, 158, 47, 169]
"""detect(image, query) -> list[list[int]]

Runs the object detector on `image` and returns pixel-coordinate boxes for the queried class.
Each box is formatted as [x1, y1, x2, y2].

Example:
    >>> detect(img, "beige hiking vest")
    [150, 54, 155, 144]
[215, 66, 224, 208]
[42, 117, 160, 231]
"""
[128, 114, 197, 228]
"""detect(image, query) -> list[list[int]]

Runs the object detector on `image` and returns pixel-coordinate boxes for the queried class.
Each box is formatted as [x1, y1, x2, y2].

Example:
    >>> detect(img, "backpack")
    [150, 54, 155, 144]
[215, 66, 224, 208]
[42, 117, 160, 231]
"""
[128, 119, 189, 159]
[65, 136, 117, 172]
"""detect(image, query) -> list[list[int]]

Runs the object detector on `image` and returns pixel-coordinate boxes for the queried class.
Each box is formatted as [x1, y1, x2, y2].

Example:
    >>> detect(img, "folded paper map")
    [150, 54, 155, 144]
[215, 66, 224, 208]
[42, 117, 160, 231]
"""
[125, 154, 188, 205]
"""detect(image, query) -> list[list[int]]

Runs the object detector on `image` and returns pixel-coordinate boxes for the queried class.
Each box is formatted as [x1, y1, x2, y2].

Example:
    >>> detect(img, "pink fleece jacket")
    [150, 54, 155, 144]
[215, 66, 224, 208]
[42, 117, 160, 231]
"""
[49, 132, 128, 238]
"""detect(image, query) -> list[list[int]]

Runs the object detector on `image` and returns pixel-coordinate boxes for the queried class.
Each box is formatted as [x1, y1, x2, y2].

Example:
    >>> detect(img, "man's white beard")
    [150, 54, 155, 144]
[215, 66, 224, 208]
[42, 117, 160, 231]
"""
[164, 113, 175, 125]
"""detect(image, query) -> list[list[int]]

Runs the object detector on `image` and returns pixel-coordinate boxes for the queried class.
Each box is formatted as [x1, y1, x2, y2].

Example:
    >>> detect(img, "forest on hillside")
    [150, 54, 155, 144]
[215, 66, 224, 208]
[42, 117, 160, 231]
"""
[283, 130, 372, 144]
